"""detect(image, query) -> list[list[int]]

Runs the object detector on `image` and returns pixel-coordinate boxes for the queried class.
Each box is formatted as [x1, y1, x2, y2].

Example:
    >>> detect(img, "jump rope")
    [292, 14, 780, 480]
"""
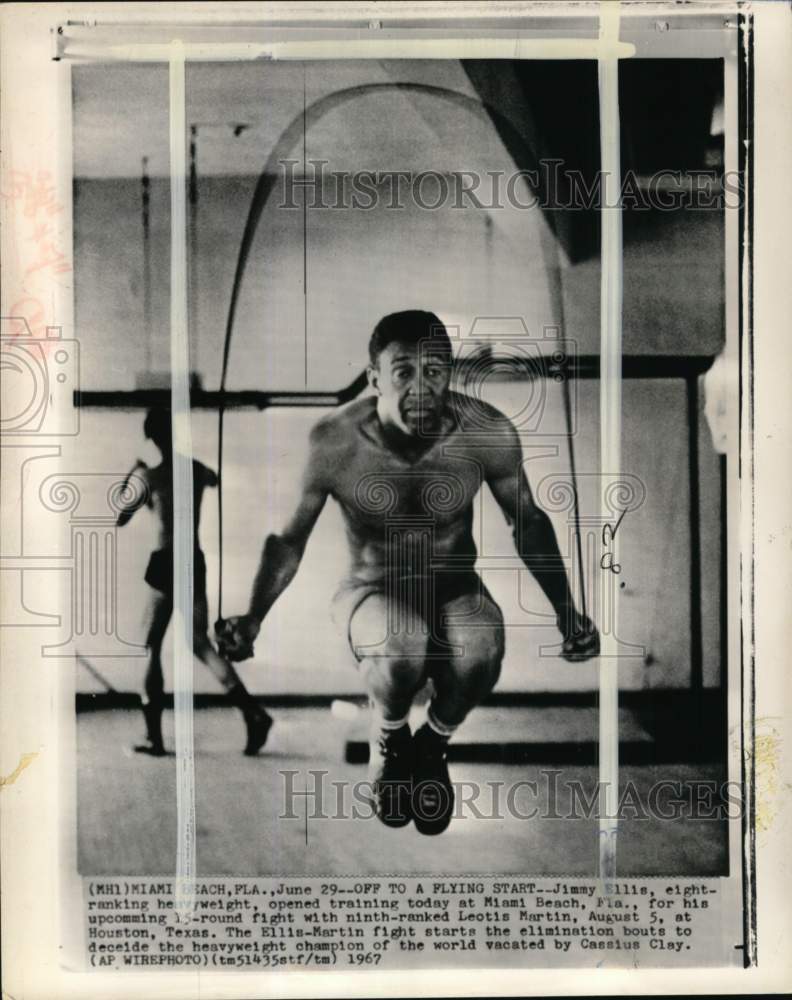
[213, 78, 588, 638]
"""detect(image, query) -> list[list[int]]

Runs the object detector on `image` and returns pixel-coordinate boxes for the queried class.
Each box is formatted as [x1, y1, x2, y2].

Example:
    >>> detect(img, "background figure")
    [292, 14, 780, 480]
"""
[117, 407, 272, 756]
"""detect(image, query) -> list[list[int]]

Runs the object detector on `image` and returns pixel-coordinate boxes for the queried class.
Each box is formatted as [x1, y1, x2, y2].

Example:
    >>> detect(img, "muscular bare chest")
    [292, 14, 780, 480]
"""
[331, 430, 484, 530]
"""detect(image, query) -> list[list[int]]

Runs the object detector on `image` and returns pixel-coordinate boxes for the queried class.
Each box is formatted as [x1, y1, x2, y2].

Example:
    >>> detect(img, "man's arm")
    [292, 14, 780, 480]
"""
[216, 422, 332, 660]
[246, 453, 328, 623]
[115, 461, 148, 527]
[484, 420, 598, 661]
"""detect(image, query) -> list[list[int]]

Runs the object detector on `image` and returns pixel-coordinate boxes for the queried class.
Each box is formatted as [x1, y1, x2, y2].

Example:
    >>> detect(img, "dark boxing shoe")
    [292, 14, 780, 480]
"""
[243, 708, 274, 757]
[411, 724, 454, 836]
[134, 700, 166, 756]
[226, 683, 274, 756]
[368, 724, 413, 828]
[133, 739, 167, 757]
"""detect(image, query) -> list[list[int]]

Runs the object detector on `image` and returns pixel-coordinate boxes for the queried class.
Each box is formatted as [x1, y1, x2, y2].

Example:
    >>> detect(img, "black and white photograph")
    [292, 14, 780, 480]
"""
[1, 2, 791, 994]
[70, 35, 732, 880]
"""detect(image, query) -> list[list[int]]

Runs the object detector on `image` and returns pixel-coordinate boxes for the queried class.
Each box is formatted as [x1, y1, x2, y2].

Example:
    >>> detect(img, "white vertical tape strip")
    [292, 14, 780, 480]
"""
[169, 41, 196, 919]
[597, 1, 623, 882]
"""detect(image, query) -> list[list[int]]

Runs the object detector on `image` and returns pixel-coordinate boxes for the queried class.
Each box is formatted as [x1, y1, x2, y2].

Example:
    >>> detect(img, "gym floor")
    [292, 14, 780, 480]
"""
[77, 705, 728, 877]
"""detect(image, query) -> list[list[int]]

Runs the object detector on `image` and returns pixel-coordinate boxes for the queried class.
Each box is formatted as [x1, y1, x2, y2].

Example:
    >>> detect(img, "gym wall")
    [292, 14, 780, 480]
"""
[68, 168, 723, 696]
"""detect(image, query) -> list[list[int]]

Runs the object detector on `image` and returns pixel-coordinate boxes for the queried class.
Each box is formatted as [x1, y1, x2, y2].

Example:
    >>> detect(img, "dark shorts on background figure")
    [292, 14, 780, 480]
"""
[144, 548, 207, 597]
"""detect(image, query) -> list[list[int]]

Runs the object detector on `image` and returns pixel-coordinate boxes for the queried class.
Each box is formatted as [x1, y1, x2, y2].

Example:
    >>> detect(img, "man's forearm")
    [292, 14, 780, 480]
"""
[116, 462, 145, 526]
[514, 509, 576, 618]
[247, 534, 304, 622]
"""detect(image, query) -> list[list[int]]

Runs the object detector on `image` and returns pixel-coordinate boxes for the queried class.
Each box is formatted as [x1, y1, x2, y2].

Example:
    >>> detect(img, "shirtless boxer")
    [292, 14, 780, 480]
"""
[217, 311, 598, 833]
[117, 407, 272, 756]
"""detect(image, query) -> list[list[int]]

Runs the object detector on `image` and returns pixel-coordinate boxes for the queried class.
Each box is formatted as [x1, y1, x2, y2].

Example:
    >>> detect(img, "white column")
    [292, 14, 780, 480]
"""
[597, 1, 623, 882]
[169, 41, 196, 920]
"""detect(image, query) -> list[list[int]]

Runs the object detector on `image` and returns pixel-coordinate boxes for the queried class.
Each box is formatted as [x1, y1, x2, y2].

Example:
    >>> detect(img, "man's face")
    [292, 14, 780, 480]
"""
[369, 340, 451, 437]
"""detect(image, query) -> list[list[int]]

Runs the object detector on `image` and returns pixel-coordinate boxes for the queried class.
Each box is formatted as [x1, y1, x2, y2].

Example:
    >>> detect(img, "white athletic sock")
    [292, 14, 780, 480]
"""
[371, 711, 410, 734]
[426, 705, 457, 741]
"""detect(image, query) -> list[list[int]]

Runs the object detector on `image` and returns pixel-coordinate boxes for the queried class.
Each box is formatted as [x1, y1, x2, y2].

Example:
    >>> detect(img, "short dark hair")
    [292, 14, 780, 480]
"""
[368, 310, 453, 366]
[143, 407, 171, 450]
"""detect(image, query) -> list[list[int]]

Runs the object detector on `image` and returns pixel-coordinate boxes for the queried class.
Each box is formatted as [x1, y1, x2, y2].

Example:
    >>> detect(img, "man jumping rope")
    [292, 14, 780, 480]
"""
[117, 407, 272, 757]
[217, 311, 598, 833]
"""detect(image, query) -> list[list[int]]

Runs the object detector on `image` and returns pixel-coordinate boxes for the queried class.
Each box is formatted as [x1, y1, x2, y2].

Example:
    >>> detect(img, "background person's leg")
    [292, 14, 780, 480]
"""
[136, 588, 172, 754]
[192, 586, 272, 755]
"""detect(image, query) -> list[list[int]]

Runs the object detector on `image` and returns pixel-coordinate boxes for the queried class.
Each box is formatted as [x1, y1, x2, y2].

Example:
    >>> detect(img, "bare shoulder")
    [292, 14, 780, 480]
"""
[309, 396, 374, 449]
[306, 397, 373, 484]
[449, 390, 520, 444]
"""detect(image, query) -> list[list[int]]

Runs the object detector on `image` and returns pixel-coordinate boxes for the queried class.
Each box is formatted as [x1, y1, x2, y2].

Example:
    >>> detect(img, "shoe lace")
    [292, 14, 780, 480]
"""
[375, 725, 413, 758]
[375, 735, 402, 759]
[414, 731, 448, 763]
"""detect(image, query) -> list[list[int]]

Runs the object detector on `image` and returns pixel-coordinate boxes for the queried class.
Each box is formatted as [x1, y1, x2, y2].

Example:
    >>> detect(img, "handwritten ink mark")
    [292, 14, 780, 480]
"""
[600, 507, 628, 574]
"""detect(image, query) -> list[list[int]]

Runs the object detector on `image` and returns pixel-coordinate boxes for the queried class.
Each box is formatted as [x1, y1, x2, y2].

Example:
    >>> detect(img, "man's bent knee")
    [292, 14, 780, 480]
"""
[444, 629, 504, 692]
[459, 649, 502, 689]
[360, 652, 427, 692]
[353, 619, 429, 665]
[349, 592, 430, 663]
